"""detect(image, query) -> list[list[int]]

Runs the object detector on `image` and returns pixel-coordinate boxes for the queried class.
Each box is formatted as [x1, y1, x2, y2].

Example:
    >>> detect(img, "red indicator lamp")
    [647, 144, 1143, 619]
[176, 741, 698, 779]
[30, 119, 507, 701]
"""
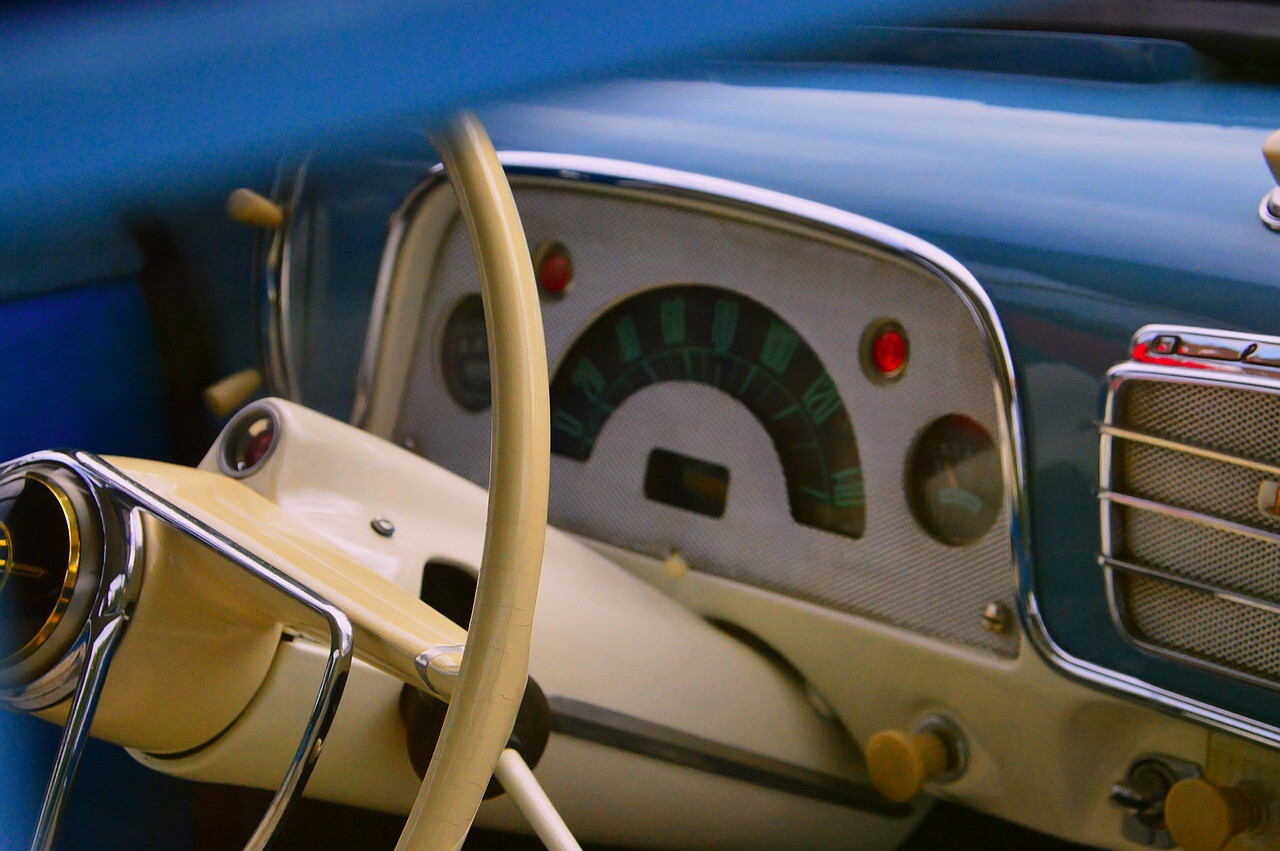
[873, 328, 907, 375]
[534, 241, 573, 296]
[243, 423, 276, 469]
[862, 319, 909, 383]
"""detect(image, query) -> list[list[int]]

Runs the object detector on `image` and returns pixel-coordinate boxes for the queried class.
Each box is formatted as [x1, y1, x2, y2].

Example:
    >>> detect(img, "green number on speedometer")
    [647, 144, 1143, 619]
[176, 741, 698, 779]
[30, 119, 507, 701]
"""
[548, 284, 865, 539]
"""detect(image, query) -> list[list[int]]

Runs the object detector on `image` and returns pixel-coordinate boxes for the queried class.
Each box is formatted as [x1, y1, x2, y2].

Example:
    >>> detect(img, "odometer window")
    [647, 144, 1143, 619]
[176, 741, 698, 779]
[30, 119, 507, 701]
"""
[549, 284, 865, 539]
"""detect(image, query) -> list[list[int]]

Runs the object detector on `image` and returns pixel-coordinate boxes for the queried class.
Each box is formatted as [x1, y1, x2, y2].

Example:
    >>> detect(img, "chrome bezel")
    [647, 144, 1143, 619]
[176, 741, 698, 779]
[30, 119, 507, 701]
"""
[1097, 329, 1280, 748]
[1259, 188, 1280, 234]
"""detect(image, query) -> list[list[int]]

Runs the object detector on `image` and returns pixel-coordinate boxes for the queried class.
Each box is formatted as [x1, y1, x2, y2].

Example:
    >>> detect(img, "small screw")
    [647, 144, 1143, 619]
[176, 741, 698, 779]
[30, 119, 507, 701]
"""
[371, 518, 395, 538]
[982, 602, 1013, 635]
[401, 436, 419, 452]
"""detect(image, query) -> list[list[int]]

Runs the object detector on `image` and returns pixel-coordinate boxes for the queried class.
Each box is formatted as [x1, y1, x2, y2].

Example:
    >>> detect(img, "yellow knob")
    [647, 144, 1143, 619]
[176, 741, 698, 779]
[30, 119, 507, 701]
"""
[866, 728, 951, 803]
[1165, 778, 1256, 851]
[1265, 129, 1280, 186]
[203, 368, 263, 418]
[226, 188, 284, 229]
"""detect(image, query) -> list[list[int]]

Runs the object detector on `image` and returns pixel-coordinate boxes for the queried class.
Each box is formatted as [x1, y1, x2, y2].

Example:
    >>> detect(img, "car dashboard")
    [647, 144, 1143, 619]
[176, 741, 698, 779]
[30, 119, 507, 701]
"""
[8, 15, 1280, 851]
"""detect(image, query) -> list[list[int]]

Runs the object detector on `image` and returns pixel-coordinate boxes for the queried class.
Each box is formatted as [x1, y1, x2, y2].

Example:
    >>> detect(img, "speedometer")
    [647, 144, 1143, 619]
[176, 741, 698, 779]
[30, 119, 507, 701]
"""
[549, 284, 865, 539]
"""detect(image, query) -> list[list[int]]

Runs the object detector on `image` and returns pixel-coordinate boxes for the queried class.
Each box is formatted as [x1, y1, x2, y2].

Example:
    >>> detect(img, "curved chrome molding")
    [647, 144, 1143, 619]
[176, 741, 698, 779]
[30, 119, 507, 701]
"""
[352, 151, 1032, 641]
[353, 152, 1280, 750]
[1, 449, 354, 851]
[257, 160, 307, 403]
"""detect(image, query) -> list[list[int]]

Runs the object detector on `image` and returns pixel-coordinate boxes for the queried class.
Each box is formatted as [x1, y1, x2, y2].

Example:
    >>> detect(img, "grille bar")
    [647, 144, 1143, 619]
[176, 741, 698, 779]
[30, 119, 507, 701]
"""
[1100, 489, 1280, 548]
[1100, 424, 1280, 479]
[1102, 555, 1280, 618]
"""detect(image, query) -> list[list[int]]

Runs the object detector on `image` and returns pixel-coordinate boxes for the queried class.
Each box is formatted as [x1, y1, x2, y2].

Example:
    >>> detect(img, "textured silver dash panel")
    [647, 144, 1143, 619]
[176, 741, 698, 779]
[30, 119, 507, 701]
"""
[395, 180, 1018, 656]
[1104, 374, 1280, 687]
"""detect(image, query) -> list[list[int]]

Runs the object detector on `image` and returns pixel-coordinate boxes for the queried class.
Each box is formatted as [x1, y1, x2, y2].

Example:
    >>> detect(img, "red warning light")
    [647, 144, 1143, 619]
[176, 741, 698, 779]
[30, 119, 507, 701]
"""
[872, 328, 908, 376]
[535, 242, 573, 296]
[862, 320, 909, 384]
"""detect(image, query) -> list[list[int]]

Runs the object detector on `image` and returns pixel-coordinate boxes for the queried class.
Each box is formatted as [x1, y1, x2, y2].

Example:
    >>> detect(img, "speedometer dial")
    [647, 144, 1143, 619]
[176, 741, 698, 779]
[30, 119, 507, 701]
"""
[549, 284, 864, 539]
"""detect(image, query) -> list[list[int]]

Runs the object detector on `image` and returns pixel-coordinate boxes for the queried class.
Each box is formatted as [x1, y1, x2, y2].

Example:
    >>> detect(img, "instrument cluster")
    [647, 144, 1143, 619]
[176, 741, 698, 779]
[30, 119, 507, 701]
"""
[378, 162, 1017, 657]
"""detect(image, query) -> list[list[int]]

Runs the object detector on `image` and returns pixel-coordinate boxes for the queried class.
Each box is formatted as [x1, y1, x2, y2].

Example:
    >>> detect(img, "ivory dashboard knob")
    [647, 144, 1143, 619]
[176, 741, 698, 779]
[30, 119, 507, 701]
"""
[1165, 778, 1256, 851]
[226, 187, 284, 228]
[866, 726, 952, 803]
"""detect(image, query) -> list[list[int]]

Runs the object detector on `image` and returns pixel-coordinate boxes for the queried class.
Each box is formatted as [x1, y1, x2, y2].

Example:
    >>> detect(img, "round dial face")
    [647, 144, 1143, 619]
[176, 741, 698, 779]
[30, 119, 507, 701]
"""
[549, 284, 865, 539]
[906, 414, 1002, 547]
[440, 294, 491, 412]
[0, 475, 76, 661]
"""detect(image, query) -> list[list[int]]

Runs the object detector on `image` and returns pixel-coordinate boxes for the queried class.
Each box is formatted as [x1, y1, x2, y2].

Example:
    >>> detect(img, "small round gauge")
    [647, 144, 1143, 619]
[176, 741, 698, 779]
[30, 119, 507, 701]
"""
[906, 414, 1002, 546]
[440, 294, 491, 411]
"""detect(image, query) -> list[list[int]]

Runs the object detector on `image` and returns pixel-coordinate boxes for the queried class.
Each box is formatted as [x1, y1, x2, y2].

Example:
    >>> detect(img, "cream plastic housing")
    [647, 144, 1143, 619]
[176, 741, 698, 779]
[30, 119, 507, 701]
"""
[129, 393, 927, 851]
[35, 511, 282, 754]
[133, 388, 1215, 850]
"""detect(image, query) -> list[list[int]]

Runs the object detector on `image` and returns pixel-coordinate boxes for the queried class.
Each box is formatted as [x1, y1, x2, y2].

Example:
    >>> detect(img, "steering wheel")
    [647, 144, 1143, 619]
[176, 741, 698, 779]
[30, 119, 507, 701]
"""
[392, 113, 550, 850]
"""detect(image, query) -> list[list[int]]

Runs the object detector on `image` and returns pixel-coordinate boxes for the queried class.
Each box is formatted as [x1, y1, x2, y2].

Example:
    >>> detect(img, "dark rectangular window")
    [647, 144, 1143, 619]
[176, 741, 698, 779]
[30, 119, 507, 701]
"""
[643, 448, 730, 518]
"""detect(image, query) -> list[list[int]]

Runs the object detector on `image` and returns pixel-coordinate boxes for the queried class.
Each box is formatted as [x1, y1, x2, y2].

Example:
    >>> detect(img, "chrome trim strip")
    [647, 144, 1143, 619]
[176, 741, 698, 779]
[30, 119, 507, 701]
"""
[258, 161, 306, 402]
[1100, 424, 1280, 479]
[1101, 555, 1280, 618]
[1099, 489, 1280, 549]
[1103, 565, 1280, 697]
[4, 450, 354, 851]
[352, 152, 1280, 748]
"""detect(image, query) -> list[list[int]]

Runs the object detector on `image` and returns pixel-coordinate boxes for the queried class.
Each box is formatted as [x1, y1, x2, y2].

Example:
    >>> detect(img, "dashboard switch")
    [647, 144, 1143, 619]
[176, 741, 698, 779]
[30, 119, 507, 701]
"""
[866, 716, 965, 803]
[1165, 778, 1257, 851]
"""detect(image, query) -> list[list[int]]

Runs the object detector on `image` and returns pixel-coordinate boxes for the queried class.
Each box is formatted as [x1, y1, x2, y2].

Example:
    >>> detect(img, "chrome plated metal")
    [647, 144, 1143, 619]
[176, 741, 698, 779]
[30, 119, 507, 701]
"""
[257, 161, 307, 402]
[1100, 489, 1280, 549]
[29, 506, 143, 851]
[1097, 348, 1280, 743]
[1130, 324, 1280, 379]
[2, 450, 354, 851]
[1100, 424, 1280, 479]
[1259, 188, 1280, 234]
[1102, 555, 1280, 618]
[914, 715, 967, 785]
[415, 643, 465, 700]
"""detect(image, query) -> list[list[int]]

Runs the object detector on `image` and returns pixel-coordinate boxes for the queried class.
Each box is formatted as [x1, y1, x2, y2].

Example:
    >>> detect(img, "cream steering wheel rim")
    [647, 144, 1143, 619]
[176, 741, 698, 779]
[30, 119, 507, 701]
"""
[397, 113, 550, 851]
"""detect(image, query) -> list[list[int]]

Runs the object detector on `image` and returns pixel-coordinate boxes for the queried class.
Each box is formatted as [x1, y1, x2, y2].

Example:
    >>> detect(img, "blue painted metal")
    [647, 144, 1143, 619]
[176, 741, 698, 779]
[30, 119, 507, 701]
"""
[0, 0, 1008, 264]
[0, 280, 188, 847]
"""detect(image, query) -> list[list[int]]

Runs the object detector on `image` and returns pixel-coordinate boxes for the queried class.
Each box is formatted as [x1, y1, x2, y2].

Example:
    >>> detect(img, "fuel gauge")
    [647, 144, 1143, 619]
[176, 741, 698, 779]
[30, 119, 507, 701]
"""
[906, 414, 1002, 547]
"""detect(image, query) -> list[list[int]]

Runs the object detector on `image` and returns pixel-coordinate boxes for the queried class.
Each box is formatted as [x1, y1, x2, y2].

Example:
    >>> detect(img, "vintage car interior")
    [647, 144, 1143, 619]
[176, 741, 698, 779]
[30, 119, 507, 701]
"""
[5, 1, 1280, 849]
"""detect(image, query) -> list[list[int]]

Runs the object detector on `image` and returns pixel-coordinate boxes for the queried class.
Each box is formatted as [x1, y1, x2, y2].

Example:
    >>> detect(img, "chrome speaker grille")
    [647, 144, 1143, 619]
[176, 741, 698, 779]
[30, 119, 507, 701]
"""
[1102, 370, 1280, 690]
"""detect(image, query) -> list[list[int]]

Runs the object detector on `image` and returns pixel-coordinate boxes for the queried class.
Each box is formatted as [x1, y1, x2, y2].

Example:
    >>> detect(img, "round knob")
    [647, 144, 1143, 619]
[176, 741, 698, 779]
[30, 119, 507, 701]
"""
[1165, 778, 1256, 851]
[866, 727, 951, 803]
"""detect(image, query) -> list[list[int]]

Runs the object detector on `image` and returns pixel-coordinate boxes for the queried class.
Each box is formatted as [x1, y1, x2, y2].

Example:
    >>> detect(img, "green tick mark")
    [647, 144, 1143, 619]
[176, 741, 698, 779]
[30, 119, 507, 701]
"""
[760, 320, 799, 375]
